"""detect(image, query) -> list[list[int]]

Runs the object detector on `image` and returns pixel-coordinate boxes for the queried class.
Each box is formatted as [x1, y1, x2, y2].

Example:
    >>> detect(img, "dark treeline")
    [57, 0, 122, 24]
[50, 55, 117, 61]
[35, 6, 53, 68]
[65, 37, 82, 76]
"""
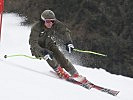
[4, 0, 133, 77]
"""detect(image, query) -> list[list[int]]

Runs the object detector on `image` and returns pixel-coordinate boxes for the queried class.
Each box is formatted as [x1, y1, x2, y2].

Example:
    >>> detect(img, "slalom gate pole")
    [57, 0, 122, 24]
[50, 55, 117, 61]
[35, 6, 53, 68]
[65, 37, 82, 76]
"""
[0, 0, 4, 41]
[0, 14, 2, 39]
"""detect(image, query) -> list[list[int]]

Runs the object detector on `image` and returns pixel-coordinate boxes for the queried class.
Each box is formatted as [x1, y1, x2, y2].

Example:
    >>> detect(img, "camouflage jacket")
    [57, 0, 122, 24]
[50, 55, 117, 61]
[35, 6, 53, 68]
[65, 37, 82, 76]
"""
[29, 19, 73, 49]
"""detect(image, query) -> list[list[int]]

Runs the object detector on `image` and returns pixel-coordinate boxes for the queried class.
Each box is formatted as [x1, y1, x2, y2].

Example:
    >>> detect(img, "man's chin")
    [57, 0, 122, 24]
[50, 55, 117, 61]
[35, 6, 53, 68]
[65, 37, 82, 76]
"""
[47, 27, 52, 28]
[46, 26, 52, 28]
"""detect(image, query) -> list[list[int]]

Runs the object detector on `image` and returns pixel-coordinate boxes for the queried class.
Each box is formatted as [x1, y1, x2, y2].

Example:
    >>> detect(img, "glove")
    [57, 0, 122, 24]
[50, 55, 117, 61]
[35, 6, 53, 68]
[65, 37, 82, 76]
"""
[30, 45, 44, 58]
[65, 43, 74, 53]
[42, 50, 53, 60]
[30, 45, 53, 60]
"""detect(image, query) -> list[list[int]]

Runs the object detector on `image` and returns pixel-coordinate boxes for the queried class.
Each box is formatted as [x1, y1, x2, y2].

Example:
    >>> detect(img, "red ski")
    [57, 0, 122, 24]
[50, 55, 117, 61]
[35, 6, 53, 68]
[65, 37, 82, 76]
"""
[50, 70, 120, 96]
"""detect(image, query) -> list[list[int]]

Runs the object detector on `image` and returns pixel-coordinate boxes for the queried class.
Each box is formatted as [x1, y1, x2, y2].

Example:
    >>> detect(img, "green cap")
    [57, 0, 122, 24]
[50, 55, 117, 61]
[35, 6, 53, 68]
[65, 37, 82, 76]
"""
[41, 10, 56, 20]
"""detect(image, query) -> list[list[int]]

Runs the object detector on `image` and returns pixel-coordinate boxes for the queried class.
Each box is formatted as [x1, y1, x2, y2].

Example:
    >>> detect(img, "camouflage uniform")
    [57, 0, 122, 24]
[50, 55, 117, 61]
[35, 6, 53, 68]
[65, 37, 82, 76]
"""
[29, 18, 78, 76]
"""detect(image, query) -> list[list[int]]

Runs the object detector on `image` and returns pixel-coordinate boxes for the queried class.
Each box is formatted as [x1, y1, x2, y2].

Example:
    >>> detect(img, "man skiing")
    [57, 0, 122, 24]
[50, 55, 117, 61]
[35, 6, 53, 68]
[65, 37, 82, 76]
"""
[29, 10, 85, 82]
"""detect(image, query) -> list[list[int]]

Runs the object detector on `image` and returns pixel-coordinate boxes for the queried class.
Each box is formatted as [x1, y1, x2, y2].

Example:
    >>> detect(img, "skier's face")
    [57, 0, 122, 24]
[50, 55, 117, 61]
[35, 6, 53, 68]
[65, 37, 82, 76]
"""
[44, 19, 55, 28]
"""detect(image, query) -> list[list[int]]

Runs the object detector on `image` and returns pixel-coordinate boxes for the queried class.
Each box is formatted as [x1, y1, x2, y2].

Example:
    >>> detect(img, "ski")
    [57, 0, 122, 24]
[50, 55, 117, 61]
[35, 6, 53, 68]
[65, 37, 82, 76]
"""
[50, 70, 119, 96]
[79, 79, 120, 96]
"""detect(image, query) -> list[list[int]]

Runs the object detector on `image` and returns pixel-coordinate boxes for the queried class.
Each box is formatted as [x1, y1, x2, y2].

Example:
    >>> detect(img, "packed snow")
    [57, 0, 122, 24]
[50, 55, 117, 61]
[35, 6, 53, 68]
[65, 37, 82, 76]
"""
[0, 13, 133, 100]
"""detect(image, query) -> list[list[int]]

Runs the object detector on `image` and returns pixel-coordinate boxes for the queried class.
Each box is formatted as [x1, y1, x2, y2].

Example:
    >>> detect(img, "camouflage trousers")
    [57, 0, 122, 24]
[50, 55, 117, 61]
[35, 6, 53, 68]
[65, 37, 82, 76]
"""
[46, 44, 78, 76]
[38, 35, 78, 75]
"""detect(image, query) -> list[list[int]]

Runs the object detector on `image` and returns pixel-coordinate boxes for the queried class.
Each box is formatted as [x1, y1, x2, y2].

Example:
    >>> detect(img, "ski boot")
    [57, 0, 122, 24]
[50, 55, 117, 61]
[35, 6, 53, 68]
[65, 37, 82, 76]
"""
[71, 73, 86, 83]
[71, 73, 93, 89]
[54, 66, 70, 79]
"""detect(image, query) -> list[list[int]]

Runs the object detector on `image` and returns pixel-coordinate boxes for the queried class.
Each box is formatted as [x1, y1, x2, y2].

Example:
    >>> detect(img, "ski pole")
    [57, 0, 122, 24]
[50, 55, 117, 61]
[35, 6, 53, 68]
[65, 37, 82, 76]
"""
[3, 48, 107, 59]
[73, 49, 107, 57]
[4, 54, 41, 59]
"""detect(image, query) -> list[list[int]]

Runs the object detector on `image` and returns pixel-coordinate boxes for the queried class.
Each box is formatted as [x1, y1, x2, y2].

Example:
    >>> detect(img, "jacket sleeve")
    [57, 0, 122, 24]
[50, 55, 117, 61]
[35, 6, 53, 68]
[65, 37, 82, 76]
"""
[29, 22, 40, 48]
[55, 20, 73, 44]
[64, 27, 73, 44]
[29, 22, 46, 57]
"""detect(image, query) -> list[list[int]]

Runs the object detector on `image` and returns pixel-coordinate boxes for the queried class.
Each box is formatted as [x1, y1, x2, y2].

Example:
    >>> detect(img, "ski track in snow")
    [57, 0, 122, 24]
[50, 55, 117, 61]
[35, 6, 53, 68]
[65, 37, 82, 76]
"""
[0, 13, 133, 100]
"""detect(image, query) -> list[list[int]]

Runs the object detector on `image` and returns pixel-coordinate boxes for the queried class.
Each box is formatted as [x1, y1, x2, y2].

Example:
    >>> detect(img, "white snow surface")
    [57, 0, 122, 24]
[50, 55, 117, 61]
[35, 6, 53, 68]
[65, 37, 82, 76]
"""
[0, 13, 133, 100]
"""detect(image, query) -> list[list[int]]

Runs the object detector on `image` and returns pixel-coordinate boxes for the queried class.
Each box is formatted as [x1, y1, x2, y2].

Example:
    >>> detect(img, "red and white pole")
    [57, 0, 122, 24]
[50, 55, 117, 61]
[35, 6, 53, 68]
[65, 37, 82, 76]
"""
[0, 0, 4, 40]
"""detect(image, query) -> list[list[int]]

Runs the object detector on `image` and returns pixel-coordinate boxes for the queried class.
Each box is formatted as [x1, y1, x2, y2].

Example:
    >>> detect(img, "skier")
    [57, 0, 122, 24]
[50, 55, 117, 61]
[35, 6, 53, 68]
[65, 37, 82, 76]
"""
[29, 10, 85, 82]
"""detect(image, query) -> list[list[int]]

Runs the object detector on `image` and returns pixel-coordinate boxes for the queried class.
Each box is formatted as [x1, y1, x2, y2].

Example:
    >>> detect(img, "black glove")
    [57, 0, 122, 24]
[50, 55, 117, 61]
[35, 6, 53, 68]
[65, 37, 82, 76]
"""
[42, 50, 53, 60]
[65, 42, 74, 53]
[30, 44, 53, 60]
[30, 45, 44, 58]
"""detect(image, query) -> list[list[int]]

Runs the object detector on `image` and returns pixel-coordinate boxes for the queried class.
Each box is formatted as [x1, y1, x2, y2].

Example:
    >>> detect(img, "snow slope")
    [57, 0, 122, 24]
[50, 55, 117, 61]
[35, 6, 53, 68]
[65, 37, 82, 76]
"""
[0, 13, 133, 100]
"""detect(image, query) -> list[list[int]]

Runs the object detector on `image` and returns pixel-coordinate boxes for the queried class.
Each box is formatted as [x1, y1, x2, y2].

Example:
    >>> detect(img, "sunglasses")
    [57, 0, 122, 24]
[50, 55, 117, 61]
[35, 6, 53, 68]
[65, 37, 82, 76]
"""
[44, 19, 55, 23]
